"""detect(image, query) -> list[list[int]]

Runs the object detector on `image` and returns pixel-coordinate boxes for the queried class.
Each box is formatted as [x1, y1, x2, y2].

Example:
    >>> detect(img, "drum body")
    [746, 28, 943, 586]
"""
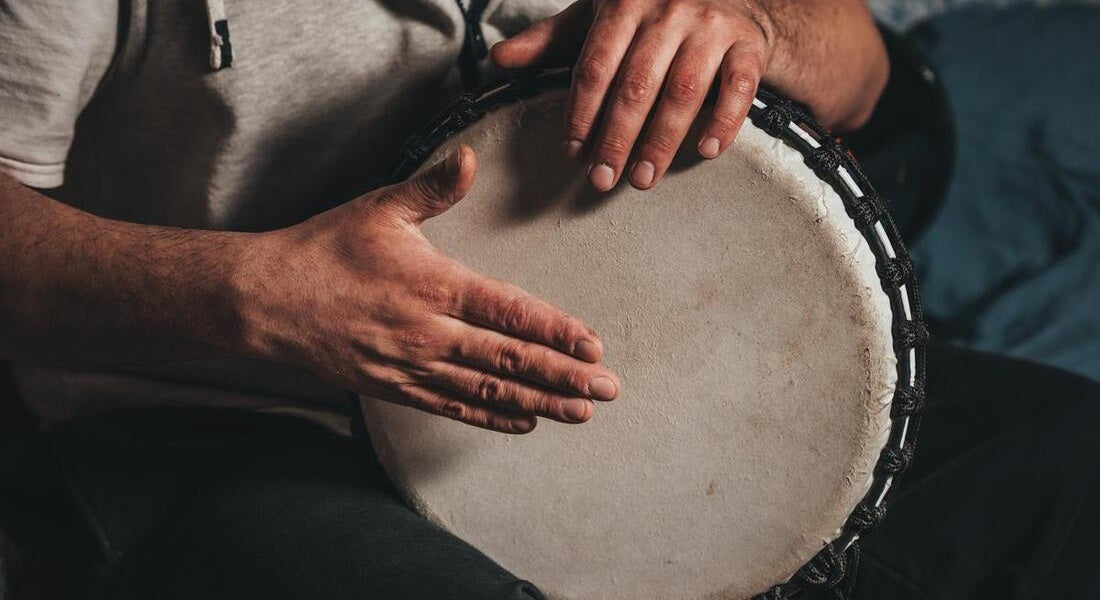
[363, 74, 925, 600]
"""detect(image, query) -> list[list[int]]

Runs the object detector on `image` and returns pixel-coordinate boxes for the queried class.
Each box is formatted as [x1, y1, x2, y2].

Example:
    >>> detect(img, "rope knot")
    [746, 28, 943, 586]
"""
[893, 320, 930, 352]
[877, 257, 914, 291]
[892, 383, 926, 417]
[846, 194, 883, 229]
[878, 444, 914, 475]
[807, 143, 844, 180]
[797, 543, 848, 589]
[850, 502, 888, 531]
[760, 102, 794, 137]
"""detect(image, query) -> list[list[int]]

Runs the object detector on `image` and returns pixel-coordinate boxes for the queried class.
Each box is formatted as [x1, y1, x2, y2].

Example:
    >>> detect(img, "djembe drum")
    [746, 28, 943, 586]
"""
[362, 70, 926, 600]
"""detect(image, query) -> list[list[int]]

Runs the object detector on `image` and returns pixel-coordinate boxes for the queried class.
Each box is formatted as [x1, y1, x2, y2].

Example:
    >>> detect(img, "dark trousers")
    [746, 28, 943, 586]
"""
[853, 346, 1100, 600]
[2, 345, 1099, 600]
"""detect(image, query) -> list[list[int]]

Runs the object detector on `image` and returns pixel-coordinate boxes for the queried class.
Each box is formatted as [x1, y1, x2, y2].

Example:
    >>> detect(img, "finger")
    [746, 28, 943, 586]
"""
[377, 145, 477, 225]
[562, 6, 638, 161]
[396, 384, 537, 434]
[451, 274, 605, 363]
[426, 362, 595, 424]
[586, 23, 683, 192]
[490, 0, 591, 68]
[698, 43, 764, 159]
[628, 37, 725, 189]
[446, 320, 619, 402]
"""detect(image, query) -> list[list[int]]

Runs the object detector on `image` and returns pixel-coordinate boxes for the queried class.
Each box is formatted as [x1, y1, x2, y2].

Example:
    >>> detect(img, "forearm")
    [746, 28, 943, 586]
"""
[761, 0, 888, 131]
[0, 172, 258, 367]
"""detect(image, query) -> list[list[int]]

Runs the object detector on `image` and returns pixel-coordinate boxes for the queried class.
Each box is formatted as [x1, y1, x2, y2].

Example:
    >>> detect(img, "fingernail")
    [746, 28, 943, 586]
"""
[574, 339, 602, 362]
[587, 376, 618, 401]
[563, 399, 593, 422]
[699, 136, 721, 159]
[588, 163, 616, 191]
[631, 161, 655, 188]
[445, 146, 463, 173]
[564, 139, 584, 159]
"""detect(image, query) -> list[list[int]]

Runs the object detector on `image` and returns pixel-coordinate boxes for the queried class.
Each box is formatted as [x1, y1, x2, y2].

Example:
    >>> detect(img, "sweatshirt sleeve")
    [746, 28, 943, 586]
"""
[0, 1, 119, 188]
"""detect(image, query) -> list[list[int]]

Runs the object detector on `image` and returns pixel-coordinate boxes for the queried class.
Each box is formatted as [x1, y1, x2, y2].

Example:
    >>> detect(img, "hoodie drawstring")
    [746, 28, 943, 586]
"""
[455, 0, 489, 89]
[204, 0, 233, 71]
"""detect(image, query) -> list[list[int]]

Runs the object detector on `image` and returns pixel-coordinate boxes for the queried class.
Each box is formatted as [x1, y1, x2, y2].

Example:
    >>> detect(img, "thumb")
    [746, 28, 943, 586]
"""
[490, 0, 591, 68]
[383, 145, 477, 226]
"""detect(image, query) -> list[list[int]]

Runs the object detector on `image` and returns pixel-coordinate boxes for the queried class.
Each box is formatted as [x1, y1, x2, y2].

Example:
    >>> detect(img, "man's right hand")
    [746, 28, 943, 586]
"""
[240, 145, 620, 434]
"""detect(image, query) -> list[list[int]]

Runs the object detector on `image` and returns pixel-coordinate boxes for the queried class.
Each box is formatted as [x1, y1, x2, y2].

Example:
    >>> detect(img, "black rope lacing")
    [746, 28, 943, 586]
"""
[384, 74, 928, 600]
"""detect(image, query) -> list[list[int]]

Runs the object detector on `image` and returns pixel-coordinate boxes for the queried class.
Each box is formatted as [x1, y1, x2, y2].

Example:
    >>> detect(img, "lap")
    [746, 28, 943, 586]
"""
[848, 345, 1100, 600]
[27, 409, 543, 600]
[5, 346, 1099, 599]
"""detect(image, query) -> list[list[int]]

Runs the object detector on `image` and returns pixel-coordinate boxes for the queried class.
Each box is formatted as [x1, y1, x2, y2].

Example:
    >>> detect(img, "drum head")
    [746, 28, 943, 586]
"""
[364, 79, 922, 600]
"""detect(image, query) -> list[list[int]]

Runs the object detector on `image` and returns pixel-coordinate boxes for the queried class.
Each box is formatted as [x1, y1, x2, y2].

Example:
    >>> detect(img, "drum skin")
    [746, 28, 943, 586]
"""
[362, 90, 897, 600]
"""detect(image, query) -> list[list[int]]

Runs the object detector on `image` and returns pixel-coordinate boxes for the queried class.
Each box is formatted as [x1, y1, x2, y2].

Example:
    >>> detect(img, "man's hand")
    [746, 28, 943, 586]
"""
[240, 146, 620, 434]
[491, 0, 888, 192]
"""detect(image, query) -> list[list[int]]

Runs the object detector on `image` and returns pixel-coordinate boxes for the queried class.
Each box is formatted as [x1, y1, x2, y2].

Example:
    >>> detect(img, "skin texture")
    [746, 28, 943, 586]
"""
[491, 0, 889, 192]
[0, 148, 619, 434]
[0, 2, 886, 433]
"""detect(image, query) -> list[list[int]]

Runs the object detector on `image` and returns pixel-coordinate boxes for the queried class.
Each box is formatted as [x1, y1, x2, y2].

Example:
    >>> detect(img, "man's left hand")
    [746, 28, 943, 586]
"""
[491, 0, 888, 192]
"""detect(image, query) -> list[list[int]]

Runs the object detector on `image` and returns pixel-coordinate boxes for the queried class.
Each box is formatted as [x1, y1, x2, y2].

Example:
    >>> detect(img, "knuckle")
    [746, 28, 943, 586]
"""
[560, 366, 587, 394]
[665, 74, 702, 106]
[495, 295, 530, 333]
[644, 130, 680, 157]
[696, 5, 725, 26]
[440, 400, 467, 421]
[527, 391, 556, 416]
[545, 396, 569, 419]
[461, 280, 496, 314]
[726, 70, 759, 97]
[496, 340, 528, 374]
[710, 111, 742, 135]
[408, 177, 447, 208]
[596, 134, 632, 158]
[467, 408, 497, 429]
[474, 375, 506, 404]
[576, 55, 612, 86]
[599, 3, 633, 22]
[566, 113, 594, 139]
[364, 193, 405, 226]
[548, 316, 578, 350]
[448, 335, 474, 360]
[650, 3, 678, 25]
[367, 189, 397, 210]
[617, 72, 655, 106]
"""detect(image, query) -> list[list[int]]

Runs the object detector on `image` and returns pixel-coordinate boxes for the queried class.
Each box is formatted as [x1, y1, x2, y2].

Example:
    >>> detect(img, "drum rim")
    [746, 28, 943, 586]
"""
[384, 69, 928, 600]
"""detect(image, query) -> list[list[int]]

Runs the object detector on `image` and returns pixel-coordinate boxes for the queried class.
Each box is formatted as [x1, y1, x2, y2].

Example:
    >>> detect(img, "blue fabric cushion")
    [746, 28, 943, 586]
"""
[906, 5, 1100, 380]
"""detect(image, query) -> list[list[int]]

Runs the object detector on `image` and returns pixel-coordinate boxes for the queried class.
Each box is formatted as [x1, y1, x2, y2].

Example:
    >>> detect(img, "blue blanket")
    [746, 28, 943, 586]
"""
[906, 5, 1100, 380]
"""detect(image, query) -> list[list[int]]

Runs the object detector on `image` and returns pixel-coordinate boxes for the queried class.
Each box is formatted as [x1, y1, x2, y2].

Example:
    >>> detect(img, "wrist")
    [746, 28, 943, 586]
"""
[227, 227, 315, 367]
